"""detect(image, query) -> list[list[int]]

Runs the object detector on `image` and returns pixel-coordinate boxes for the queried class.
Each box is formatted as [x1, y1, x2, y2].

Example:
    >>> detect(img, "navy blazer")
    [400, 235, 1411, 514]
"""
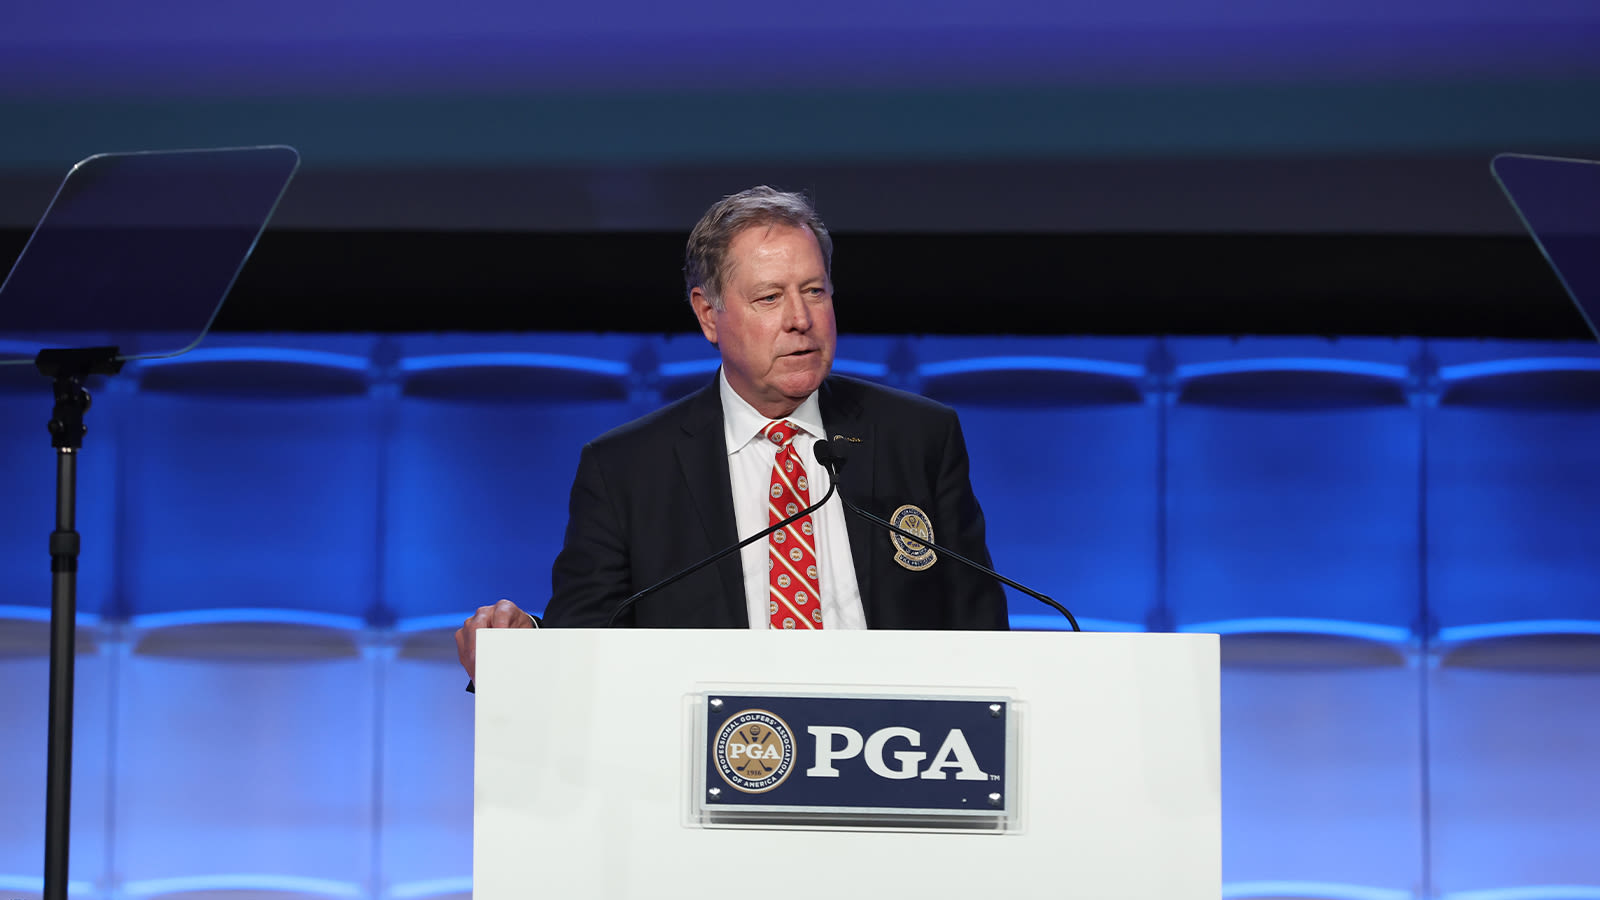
[542, 375, 1009, 630]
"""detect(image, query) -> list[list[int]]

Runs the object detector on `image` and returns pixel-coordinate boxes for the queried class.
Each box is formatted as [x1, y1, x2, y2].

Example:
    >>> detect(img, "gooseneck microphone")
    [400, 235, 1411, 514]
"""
[812, 441, 1081, 631]
[605, 469, 839, 626]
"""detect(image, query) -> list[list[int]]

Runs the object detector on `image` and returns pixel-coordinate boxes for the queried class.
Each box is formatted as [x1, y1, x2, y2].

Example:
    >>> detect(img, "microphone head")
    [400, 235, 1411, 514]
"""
[813, 439, 848, 470]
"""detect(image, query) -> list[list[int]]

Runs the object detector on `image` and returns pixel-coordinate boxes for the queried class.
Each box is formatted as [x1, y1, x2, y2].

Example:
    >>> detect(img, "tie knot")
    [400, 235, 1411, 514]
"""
[763, 419, 801, 448]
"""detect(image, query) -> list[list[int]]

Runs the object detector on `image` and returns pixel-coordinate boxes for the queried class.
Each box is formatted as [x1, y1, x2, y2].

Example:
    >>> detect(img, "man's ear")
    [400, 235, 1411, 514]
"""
[689, 288, 719, 345]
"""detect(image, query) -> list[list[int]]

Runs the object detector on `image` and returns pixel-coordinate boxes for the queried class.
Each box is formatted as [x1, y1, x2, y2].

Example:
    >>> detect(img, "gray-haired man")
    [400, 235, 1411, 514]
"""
[456, 187, 1006, 680]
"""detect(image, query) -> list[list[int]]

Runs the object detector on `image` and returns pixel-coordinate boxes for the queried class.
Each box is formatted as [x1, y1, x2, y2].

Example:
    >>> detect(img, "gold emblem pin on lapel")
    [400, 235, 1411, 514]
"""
[889, 504, 937, 571]
[831, 434, 863, 443]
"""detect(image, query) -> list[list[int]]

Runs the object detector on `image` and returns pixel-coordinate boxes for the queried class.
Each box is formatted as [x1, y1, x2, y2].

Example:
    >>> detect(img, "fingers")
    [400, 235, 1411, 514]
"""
[487, 598, 532, 628]
[454, 623, 474, 682]
[455, 599, 533, 681]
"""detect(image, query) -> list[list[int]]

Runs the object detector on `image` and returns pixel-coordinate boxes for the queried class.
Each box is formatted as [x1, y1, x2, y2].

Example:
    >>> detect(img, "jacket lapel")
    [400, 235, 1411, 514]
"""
[819, 379, 877, 621]
[674, 379, 747, 624]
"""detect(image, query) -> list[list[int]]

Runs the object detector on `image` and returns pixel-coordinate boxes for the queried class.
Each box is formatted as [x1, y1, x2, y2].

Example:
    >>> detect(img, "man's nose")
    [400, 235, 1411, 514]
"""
[784, 291, 812, 330]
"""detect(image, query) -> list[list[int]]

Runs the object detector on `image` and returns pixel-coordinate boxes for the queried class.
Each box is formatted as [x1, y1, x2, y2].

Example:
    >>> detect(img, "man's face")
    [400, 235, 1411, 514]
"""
[691, 223, 837, 419]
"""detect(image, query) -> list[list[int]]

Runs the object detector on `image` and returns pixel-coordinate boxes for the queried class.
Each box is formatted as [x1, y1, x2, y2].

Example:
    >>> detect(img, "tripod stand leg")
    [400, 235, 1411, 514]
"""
[44, 446, 79, 900]
[35, 350, 120, 900]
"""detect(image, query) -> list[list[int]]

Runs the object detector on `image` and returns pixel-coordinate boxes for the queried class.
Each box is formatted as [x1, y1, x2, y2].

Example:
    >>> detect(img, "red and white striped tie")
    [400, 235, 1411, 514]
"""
[763, 420, 823, 630]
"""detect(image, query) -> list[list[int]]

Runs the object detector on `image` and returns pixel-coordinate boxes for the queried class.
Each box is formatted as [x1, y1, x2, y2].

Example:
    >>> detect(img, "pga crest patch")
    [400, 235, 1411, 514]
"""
[712, 709, 796, 793]
[889, 504, 937, 571]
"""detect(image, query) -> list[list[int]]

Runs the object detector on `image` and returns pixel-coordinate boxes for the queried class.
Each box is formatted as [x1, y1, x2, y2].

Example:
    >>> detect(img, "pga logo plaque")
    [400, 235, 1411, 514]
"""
[712, 709, 797, 793]
[698, 692, 1016, 828]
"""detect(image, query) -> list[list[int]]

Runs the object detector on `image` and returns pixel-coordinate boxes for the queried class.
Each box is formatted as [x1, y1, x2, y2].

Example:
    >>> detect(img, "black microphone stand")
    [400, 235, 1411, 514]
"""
[605, 476, 840, 626]
[813, 443, 1081, 632]
[34, 346, 124, 900]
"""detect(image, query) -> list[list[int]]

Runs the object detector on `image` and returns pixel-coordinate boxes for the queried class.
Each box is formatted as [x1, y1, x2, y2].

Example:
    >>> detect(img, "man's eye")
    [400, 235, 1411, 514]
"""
[758, 294, 781, 304]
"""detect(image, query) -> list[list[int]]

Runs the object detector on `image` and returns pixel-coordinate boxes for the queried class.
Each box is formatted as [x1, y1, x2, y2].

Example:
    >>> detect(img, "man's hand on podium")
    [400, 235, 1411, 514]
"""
[455, 598, 536, 681]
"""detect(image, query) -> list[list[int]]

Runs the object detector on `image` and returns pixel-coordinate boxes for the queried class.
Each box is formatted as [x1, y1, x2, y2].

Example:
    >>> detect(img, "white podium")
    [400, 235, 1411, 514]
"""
[475, 629, 1219, 899]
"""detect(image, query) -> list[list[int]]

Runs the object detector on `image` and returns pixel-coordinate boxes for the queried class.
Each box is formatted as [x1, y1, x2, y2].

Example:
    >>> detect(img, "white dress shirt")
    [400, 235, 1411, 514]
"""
[719, 371, 867, 630]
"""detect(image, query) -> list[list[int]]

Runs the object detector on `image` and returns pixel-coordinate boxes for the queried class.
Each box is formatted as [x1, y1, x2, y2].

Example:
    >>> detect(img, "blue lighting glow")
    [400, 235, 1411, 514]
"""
[1181, 618, 1413, 644]
[1444, 887, 1600, 900]
[1440, 358, 1600, 383]
[398, 352, 629, 377]
[0, 604, 101, 626]
[0, 875, 96, 896]
[1222, 881, 1412, 900]
[1437, 620, 1600, 644]
[133, 347, 370, 371]
[919, 356, 1145, 379]
[658, 358, 719, 378]
[129, 608, 368, 631]
[1176, 358, 1409, 382]
[831, 359, 889, 378]
[389, 877, 474, 900]
[121, 875, 363, 898]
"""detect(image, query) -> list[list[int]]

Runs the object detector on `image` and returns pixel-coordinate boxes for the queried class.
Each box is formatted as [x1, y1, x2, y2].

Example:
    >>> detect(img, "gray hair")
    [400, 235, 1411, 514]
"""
[683, 186, 833, 310]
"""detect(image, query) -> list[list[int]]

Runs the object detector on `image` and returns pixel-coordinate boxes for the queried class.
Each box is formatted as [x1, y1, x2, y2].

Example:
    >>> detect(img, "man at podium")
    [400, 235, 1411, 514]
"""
[456, 187, 1007, 678]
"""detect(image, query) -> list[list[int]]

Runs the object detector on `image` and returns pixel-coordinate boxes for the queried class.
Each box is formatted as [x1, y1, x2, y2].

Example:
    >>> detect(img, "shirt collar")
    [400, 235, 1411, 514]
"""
[719, 368, 825, 455]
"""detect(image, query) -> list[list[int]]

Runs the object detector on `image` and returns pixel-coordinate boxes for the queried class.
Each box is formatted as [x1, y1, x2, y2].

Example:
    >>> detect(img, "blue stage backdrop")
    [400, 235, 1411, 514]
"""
[1, 333, 1597, 900]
